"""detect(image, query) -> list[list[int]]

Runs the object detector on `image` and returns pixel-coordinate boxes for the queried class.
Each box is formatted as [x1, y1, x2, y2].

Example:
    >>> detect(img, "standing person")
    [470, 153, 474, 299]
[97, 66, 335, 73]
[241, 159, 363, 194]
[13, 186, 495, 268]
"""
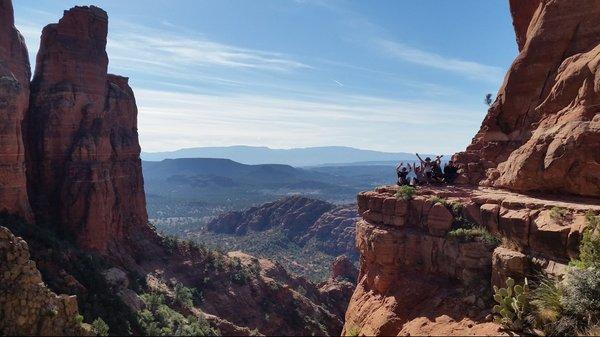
[444, 160, 458, 184]
[396, 162, 411, 186]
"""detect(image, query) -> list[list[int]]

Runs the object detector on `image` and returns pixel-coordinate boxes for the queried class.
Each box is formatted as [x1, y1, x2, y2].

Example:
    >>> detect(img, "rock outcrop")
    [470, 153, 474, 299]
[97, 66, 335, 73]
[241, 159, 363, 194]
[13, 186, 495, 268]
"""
[0, 226, 90, 336]
[25, 6, 149, 253]
[343, 185, 600, 335]
[0, 0, 32, 221]
[207, 196, 359, 259]
[207, 196, 335, 238]
[455, 0, 600, 197]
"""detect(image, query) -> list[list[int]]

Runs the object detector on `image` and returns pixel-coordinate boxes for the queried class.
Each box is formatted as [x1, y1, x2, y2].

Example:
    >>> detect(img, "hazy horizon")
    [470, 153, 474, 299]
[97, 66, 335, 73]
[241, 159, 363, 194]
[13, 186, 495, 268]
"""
[14, 0, 516, 154]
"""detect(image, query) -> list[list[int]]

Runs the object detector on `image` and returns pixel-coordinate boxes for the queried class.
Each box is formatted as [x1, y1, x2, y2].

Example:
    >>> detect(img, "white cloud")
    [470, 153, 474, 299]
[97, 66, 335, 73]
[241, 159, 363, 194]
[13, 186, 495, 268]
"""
[107, 23, 311, 73]
[376, 39, 505, 84]
[135, 88, 483, 153]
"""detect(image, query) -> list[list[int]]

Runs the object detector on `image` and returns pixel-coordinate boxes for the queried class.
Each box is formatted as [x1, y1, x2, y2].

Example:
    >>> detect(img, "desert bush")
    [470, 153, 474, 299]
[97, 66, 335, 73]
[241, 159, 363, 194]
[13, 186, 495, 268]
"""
[562, 268, 600, 328]
[447, 226, 500, 247]
[429, 196, 447, 205]
[569, 212, 600, 269]
[92, 318, 110, 336]
[138, 292, 218, 336]
[395, 186, 416, 200]
[550, 206, 568, 222]
[174, 283, 195, 308]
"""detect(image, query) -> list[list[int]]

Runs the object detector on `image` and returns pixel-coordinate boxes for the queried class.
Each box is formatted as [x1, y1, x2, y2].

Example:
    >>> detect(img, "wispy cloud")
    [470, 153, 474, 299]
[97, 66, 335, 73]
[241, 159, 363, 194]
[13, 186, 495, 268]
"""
[108, 22, 311, 73]
[376, 39, 505, 84]
[135, 88, 483, 153]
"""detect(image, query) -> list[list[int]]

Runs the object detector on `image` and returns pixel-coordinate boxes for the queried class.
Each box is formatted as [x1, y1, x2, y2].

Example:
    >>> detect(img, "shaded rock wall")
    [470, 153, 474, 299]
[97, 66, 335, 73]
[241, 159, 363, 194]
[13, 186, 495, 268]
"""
[0, 226, 91, 336]
[0, 0, 32, 221]
[455, 0, 600, 197]
[25, 6, 148, 253]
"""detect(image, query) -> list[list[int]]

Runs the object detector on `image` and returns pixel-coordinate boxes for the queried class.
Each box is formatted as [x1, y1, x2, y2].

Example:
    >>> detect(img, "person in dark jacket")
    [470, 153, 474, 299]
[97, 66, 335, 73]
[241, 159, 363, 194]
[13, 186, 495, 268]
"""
[444, 160, 459, 184]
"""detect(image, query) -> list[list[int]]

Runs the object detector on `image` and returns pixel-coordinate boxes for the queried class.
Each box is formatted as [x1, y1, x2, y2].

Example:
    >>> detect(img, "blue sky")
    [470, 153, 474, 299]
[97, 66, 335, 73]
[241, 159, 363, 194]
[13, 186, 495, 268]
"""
[13, 0, 517, 154]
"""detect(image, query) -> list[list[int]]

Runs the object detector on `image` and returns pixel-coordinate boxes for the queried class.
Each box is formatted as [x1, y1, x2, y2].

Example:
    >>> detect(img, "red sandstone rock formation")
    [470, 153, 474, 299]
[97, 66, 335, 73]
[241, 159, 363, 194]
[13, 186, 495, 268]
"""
[343, 185, 600, 335]
[25, 6, 148, 253]
[455, 0, 600, 197]
[0, 0, 32, 221]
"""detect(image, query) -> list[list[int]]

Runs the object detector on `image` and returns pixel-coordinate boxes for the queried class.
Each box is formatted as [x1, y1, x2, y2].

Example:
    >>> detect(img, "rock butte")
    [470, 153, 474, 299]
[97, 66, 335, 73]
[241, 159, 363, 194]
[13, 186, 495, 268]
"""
[24, 6, 149, 254]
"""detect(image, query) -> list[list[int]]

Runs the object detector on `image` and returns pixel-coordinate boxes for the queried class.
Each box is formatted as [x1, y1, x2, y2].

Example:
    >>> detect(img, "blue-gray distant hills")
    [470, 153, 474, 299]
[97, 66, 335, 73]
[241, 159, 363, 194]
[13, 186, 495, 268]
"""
[142, 145, 439, 167]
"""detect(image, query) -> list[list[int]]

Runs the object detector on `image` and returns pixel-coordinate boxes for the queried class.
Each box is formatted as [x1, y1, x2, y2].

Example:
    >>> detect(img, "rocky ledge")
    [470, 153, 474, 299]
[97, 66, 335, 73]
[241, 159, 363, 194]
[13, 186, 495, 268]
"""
[342, 185, 600, 336]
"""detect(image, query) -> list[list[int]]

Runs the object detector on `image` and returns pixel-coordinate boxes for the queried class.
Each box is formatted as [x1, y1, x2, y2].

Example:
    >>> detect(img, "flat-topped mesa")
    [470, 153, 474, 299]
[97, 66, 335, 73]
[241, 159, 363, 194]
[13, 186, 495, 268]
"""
[454, 0, 600, 197]
[26, 5, 149, 254]
[0, 0, 33, 221]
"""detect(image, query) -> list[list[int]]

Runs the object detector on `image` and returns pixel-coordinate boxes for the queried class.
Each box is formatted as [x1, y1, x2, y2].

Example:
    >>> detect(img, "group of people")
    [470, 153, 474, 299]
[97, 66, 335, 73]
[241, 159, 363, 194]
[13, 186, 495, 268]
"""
[395, 153, 458, 186]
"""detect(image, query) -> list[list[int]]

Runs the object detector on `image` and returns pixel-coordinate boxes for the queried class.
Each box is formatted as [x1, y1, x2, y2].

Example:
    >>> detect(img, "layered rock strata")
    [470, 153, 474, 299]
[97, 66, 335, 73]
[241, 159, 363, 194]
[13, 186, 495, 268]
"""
[0, 0, 32, 221]
[343, 185, 600, 335]
[25, 6, 149, 253]
[455, 0, 600, 197]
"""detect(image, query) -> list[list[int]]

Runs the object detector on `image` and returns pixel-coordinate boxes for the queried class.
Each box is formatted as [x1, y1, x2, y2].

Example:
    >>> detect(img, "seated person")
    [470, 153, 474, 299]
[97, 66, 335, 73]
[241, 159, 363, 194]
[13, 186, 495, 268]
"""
[444, 160, 458, 184]
[396, 162, 411, 186]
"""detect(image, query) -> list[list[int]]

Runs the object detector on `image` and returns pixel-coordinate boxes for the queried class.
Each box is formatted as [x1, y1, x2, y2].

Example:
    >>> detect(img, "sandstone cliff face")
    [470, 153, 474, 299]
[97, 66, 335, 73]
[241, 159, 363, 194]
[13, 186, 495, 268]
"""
[455, 0, 600, 197]
[26, 6, 148, 253]
[343, 186, 600, 336]
[0, 0, 32, 221]
[0, 226, 90, 336]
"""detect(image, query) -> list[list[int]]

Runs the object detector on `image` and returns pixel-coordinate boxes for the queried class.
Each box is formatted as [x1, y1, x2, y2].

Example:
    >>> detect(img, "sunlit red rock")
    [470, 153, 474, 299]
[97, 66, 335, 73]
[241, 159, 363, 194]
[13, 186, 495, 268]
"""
[26, 6, 148, 253]
[455, 0, 600, 197]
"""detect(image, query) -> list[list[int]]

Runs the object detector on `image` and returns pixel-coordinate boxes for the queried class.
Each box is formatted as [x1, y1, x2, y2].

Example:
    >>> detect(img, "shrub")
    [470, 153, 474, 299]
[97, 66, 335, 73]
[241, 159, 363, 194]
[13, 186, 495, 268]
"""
[92, 318, 110, 337]
[74, 314, 85, 325]
[562, 268, 600, 327]
[447, 226, 500, 247]
[529, 275, 564, 334]
[138, 292, 218, 336]
[550, 206, 568, 222]
[571, 212, 600, 268]
[395, 186, 416, 200]
[174, 283, 195, 308]
[429, 196, 447, 205]
[346, 325, 360, 336]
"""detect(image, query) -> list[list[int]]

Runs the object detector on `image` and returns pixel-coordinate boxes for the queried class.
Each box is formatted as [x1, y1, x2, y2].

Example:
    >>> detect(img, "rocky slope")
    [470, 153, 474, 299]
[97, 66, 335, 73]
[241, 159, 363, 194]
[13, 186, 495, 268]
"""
[201, 196, 359, 280]
[455, 0, 600, 197]
[0, 0, 32, 222]
[345, 0, 600, 335]
[0, 226, 90, 336]
[208, 196, 358, 257]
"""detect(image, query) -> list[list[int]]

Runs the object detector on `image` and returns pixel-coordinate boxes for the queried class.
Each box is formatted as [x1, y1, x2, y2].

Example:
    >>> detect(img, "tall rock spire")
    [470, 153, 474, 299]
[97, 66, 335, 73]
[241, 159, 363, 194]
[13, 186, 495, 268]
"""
[26, 6, 149, 253]
[0, 0, 33, 221]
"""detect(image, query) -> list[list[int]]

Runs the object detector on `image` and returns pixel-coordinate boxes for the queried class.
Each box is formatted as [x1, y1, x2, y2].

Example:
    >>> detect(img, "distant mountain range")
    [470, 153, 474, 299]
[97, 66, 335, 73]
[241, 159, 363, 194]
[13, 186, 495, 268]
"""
[142, 146, 440, 167]
[142, 157, 398, 220]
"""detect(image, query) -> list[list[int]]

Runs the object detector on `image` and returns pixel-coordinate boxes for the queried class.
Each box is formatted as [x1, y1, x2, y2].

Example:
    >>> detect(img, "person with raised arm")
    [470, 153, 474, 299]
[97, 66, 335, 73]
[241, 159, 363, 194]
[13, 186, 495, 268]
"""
[416, 153, 434, 183]
[396, 161, 411, 186]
